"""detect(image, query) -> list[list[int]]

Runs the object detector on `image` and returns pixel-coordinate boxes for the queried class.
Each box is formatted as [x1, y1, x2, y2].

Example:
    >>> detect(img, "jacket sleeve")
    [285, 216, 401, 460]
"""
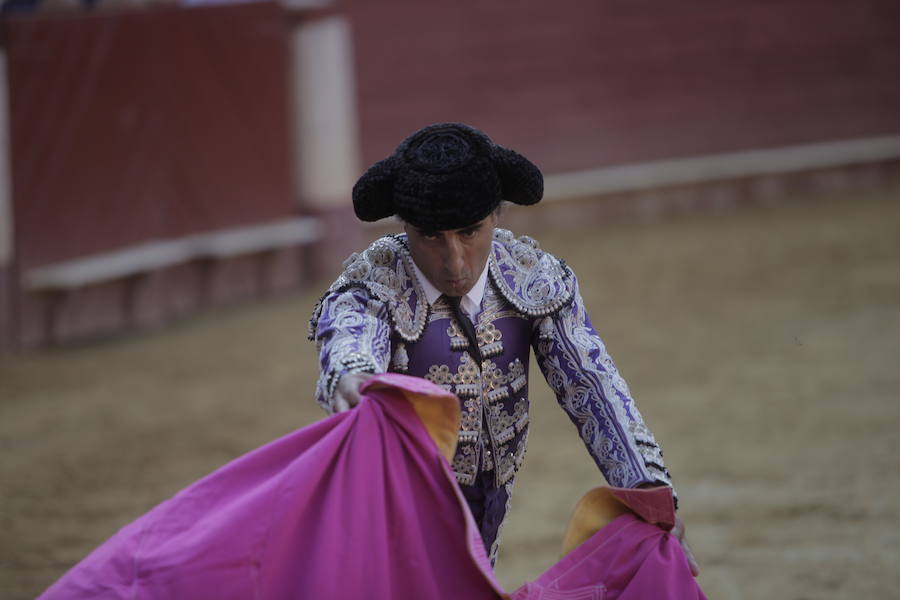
[312, 287, 392, 414]
[532, 276, 675, 496]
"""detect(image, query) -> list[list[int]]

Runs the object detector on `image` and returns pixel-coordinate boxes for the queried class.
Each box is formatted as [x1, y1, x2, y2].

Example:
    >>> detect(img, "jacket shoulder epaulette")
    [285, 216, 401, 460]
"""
[488, 228, 575, 318]
[308, 235, 429, 343]
[309, 229, 575, 343]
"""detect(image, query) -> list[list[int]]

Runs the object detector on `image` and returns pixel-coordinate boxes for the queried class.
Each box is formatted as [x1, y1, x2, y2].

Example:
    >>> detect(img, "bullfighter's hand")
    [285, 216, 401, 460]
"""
[637, 483, 699, 577]
[332, 372, 375, 413]
[672, 516, 700, 577]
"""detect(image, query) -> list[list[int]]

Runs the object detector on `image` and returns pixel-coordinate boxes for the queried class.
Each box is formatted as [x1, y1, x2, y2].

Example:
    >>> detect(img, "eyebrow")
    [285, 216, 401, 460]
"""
[415, 222, 483, 238]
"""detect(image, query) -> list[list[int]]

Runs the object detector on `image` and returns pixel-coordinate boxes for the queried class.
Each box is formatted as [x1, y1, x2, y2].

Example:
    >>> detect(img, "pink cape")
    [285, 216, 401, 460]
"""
[39, 374, 705, 599]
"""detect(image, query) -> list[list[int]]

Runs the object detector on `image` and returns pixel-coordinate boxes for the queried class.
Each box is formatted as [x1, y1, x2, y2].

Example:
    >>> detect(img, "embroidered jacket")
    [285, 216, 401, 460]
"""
[309, 229, 673, 495]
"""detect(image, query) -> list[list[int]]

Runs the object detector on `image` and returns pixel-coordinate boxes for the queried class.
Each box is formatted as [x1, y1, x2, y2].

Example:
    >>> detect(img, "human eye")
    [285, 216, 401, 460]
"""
[415, 229, 439, 241]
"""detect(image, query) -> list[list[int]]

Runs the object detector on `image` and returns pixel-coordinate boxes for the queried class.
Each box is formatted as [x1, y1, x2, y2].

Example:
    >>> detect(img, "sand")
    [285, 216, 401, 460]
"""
[2, 187, 898, 599]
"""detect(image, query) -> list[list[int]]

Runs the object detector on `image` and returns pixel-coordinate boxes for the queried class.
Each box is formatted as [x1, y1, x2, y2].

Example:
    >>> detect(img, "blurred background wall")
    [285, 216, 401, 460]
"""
[0, 0, 898, 349]
[347, 1, 900, 171]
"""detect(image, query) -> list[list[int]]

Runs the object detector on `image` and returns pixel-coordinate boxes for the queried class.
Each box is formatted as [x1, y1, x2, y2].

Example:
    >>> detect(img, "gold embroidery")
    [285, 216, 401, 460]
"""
[482, 444, 494, 471]
[477, 321, 502, 346]
[509, 358, 527, 393]
[482, 360, 507, 391]
[446, 321, 469, 350]
[455, 383, 480, 398]
[488, 398, 528, 445]
[460, 398, 481, 432]
[487, 386, 510, 403]
[452, 444, 479, 486]
[496, 427, 529, 485]
[457, 355, 479, 384]
[477, 322, 504, 358]
[459, 430, 479, 442]
[421, 284, 537, 490]
[425, 364, 453, 386]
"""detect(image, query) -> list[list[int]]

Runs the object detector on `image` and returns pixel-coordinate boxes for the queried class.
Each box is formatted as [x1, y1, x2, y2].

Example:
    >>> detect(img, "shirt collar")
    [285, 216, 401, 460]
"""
[410, 258, 490, 318]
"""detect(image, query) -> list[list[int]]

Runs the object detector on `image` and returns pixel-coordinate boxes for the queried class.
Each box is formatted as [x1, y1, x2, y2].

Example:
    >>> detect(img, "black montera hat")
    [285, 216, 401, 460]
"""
[352, 123, 543, 232]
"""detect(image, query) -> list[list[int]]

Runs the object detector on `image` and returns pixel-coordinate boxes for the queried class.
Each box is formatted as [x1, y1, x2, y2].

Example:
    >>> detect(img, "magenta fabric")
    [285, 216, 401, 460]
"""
[512, 513, 707, 600]
[39, 373, 704, 599]
[39, 374, 503, 599]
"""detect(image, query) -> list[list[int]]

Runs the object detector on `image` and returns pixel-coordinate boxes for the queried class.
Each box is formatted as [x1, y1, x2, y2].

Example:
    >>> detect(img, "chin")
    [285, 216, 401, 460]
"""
[442, 281, 471, 296]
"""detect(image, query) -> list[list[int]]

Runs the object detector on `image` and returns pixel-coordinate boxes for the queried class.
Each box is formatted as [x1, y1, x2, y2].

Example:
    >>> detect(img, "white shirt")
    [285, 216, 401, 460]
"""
[410, 259, 490, 320]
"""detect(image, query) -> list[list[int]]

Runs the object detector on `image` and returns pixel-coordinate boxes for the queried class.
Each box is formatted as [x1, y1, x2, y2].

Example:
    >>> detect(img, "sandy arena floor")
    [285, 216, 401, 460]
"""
[2, 188, 898, 599]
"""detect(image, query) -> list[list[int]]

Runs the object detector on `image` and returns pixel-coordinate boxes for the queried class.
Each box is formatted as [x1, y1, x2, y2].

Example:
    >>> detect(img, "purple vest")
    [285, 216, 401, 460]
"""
[392, 284, 532, 487]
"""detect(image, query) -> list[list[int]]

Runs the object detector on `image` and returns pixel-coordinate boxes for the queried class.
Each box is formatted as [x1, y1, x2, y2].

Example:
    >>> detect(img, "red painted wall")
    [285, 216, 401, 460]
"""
[344, 0, 900, 172]
[4, 1, 295, 270]
[2, 2, 302, 348]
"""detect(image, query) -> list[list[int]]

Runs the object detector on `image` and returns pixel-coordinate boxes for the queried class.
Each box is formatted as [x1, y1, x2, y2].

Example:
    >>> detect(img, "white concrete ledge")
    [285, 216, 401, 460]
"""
[543, 135, 900, 201]
[0, 53, 13, 267]
[26, 217, 321, 291]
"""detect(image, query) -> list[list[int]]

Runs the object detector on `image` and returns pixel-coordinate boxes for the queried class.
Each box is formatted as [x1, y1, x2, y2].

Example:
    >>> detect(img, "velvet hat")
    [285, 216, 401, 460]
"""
[352, 123, 543, 232]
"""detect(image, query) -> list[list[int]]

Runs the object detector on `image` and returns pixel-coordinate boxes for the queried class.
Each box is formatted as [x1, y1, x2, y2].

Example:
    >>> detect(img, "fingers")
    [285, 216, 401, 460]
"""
[332, 372, 375, 413]
[333, 396, 351, 413]
[672, 517, 685, 539]
[682, 537, 700, 577]
[672, 517, 699, 577]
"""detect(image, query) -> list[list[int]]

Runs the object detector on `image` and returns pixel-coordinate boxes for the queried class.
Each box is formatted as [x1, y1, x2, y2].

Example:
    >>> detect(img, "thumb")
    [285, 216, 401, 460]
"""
[333, 396, 351, 413]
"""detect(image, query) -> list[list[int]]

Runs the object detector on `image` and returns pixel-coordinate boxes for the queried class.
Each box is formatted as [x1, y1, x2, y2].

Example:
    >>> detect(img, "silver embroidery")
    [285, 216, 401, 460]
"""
[477, 322, 504, 359]
[451, 444, 479, 485]
[311, 228, 674, 537]
[489, 398, 528, 446]
[481, 442, 494, 472]
[446, 320, 469, 351]
[425, 364, 454, 386]
[313, 289, 390, 411]
[309, 236, 429, 343]
[456, 383, 480, 398]
[482, 360, 508, 393]
[460, 398, 481, 433]
[390, 342, 409, 372]
[537, 315, 555, 341]
[428, 353, 532, 488]
[489, 229, 575, 317]
[533, 283, 673, 491]
[495, 425, 529, 486]
[508, 359, 527, 393]
[488, 477, 517, 566]
[310, 230, 574, 345]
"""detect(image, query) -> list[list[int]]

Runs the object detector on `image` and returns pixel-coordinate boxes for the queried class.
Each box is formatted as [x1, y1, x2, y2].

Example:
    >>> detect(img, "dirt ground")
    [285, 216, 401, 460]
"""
[2, 187, 898, 599]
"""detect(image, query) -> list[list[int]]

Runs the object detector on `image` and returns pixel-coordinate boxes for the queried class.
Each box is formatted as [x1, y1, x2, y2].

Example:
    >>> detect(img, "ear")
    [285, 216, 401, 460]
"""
[492, 145, 543, 206]
[352, 156, 397, 222]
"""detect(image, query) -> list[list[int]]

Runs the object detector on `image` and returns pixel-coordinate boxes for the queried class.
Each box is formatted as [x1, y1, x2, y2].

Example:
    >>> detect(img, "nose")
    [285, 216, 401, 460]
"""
[443, 237, 465, 275]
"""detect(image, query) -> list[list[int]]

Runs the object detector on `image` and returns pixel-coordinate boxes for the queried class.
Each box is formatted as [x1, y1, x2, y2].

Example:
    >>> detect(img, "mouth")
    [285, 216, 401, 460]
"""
[444, 277, 469, 293]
